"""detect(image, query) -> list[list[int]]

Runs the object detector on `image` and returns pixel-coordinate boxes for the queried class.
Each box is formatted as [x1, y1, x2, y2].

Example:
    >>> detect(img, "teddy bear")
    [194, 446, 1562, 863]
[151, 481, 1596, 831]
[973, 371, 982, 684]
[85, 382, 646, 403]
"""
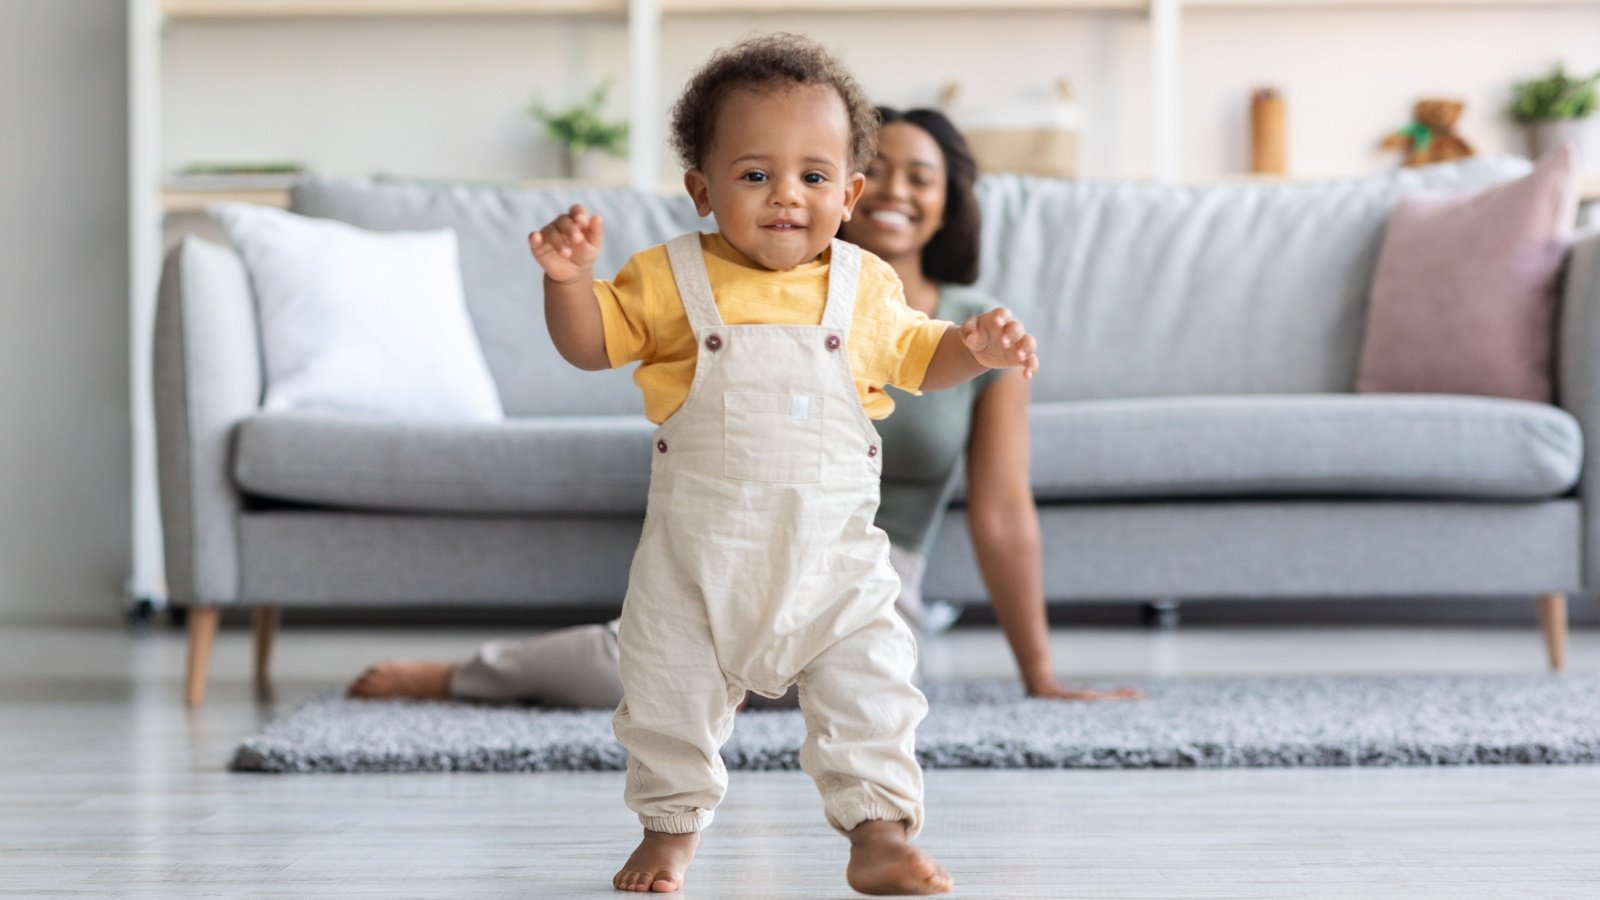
[1381, 98, 1475, 167]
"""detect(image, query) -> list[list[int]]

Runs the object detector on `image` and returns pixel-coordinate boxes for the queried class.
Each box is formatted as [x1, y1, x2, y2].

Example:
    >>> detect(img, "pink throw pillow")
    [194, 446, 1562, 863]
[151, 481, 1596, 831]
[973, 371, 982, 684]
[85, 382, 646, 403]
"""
[1355, 144, 1578, 403]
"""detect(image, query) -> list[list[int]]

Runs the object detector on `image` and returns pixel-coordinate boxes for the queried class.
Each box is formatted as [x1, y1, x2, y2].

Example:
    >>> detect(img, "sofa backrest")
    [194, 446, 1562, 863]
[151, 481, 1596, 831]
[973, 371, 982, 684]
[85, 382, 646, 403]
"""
[292, 159, 1529, 416]
[973, 159, 1529, 402]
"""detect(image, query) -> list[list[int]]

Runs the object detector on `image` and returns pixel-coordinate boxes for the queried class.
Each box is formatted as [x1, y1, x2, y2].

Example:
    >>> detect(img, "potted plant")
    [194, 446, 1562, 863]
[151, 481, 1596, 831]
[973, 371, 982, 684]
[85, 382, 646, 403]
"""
[528, 80, 629, 181]
[1510, 63, 1600, 161]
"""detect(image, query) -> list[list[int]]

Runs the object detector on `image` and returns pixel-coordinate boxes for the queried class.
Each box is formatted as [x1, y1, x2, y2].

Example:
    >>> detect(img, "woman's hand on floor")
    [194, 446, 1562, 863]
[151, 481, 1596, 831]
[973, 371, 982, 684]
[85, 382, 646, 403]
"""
[1024, 678, 1144, 701]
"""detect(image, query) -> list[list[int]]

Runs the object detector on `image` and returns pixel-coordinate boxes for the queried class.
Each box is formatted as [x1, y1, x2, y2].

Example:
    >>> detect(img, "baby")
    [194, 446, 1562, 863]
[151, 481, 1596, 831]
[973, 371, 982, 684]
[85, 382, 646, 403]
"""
[528, 34, 1037, 896]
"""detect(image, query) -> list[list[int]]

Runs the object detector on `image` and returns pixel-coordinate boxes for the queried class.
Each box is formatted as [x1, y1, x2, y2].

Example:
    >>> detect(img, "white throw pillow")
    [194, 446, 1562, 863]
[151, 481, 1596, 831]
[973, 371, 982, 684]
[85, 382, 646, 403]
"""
[210, 203, 504, 422]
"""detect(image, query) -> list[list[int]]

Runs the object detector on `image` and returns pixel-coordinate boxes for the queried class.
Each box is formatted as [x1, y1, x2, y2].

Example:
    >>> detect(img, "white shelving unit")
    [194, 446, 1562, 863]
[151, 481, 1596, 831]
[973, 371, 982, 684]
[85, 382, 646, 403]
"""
[124, 0, 1600, 607]
[128, 0, 164, 611]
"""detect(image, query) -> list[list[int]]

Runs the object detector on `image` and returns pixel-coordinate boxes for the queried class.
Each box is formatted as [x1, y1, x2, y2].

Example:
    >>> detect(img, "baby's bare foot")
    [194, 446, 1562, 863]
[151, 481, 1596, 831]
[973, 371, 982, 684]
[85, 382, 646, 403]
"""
[614, 829, 699, 893]
[846, 820, 952, 896]
[345, 660, 453, 700]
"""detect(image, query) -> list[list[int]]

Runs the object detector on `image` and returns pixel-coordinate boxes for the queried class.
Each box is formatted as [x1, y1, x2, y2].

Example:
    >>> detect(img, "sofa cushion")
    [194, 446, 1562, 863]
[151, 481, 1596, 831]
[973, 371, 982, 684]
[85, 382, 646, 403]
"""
[233, 412, 653, 515]
[235, 396, 1581, 516]
[291, 178, 704, 418]
[209, 203, 504, 422]
[1020, 394, 1581, 501]
[1356, 144, 1578, 403]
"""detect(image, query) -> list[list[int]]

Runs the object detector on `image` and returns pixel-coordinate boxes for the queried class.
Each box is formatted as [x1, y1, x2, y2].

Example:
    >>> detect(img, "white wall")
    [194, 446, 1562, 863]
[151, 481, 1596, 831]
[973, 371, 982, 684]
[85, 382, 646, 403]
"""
[160, 6, 1600, 184]
[0, 1, 131, 625]
[1179, 6, 1600, 179]
[162, 16, 631, 182]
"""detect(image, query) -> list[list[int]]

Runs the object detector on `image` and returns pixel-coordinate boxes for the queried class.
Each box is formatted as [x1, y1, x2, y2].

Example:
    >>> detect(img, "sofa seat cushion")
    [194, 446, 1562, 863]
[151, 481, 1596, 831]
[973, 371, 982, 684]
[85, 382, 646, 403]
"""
[1023, 394, 1581, 501]
[233, 412, 654, 515]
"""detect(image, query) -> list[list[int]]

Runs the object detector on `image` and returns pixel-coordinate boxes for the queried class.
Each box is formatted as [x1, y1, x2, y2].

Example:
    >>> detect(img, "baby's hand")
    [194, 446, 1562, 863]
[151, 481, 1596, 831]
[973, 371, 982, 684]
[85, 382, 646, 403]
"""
[960, 308, 1039, 380]
[528, 204, 604, 284]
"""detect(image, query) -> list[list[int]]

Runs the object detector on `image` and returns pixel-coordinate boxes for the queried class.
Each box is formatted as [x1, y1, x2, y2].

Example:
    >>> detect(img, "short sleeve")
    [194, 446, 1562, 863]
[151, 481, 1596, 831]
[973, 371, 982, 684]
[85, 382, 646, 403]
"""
[593, 254, 655, 368]
[882, 288, 950, 395]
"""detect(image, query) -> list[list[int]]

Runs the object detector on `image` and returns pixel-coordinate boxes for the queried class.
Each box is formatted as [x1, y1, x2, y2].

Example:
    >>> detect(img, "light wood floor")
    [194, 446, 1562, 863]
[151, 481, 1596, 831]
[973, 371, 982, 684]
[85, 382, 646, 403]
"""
[2, 620, 1599, 898]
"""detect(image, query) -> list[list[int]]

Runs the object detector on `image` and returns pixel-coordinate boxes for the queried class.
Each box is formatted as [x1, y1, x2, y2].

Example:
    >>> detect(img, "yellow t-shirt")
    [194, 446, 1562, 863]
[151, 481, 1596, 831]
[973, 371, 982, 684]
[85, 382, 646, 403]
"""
[594, 233, 950, 424]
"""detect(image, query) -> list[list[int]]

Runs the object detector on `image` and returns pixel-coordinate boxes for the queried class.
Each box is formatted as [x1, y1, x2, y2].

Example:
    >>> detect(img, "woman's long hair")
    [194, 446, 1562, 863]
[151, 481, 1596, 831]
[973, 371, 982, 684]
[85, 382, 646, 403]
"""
[874, 106, 981, 286]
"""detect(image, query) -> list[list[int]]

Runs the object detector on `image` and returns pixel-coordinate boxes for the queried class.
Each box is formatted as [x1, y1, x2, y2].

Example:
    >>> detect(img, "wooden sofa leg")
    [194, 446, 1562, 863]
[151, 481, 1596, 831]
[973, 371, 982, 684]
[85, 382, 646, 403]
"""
[185, 606, 221, 707]
[1536, 593, 1569, 673]
[252, 606, 282, 699]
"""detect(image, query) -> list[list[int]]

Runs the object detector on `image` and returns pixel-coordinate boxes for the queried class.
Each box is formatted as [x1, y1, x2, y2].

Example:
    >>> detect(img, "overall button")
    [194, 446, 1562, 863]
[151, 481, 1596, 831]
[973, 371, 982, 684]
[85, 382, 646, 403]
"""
[657, 440, 668, 453]
[825, 335, 841, 351]
[867, 444, 878, 458]
[705, 333, 723, 352]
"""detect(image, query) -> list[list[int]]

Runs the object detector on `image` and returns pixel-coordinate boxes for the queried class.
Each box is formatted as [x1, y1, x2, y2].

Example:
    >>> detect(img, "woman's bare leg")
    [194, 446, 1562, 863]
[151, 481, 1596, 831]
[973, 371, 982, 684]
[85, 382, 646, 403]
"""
[347, 620, 625, 707]
[347, 659, 454, 700]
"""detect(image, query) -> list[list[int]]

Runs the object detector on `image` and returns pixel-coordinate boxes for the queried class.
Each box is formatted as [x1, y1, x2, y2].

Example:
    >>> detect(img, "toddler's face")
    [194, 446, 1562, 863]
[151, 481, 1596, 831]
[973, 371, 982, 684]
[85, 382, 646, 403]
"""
[684, 83, 865, 271]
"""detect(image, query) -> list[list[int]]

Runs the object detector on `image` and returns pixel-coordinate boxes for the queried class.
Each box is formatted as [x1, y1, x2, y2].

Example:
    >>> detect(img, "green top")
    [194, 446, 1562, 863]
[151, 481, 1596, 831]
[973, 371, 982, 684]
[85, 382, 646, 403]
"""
[874, 285, 1002, 555]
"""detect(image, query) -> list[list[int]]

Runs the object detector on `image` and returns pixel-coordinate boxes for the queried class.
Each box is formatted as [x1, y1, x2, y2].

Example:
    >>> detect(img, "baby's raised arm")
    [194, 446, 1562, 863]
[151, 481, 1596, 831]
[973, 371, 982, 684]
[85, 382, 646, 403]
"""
[920, 308, 1039, 392]
[529, 204, 610, 371]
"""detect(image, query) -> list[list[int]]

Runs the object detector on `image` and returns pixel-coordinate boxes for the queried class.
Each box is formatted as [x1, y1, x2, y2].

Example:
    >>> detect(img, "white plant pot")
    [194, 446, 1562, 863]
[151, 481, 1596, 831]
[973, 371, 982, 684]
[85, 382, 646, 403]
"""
[1524, 118, 1598, 171]
[562, 147, 626, 184]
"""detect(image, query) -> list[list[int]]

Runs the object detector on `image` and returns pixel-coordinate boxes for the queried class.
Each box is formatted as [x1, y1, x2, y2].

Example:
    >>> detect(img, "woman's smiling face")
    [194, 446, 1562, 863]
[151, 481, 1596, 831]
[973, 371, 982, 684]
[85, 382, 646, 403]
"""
[841, 121, 947, 263]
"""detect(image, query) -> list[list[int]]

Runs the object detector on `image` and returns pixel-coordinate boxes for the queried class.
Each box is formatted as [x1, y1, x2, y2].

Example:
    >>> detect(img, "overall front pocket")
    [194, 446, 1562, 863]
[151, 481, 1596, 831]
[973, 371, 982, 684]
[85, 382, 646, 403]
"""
[724, 391, 824, 483]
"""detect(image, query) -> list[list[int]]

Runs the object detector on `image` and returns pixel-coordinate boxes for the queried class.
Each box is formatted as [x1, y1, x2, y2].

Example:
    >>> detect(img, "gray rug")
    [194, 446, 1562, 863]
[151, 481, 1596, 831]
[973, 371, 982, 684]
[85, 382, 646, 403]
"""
[231, 675, 1600, 773]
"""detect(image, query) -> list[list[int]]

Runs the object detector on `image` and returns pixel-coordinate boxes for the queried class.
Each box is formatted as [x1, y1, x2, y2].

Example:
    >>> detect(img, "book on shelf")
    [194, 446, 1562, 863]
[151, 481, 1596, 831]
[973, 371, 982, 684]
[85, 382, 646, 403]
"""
[165, 162, 307, 191]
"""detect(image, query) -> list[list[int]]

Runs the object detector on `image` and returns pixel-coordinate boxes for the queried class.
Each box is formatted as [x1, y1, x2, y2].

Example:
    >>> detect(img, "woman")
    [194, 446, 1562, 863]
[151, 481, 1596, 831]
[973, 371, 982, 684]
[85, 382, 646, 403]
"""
[348, 108, 1135, 705]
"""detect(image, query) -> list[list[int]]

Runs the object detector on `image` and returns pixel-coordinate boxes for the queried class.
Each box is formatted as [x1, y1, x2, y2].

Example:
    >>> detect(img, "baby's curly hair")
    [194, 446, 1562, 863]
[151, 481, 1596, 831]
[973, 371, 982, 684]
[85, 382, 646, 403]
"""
[670, 33, 877, 174]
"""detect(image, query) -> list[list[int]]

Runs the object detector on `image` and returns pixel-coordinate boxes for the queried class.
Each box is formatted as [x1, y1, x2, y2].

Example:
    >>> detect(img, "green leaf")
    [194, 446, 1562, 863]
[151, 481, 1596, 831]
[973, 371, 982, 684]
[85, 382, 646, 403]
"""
[527, 78, 630, 156]
[1510, 63, 1600, 122]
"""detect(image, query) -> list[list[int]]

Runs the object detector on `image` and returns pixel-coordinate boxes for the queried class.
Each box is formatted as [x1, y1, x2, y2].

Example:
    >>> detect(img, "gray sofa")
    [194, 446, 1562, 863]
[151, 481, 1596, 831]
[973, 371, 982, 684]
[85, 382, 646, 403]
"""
[156, 161, 1595, 705]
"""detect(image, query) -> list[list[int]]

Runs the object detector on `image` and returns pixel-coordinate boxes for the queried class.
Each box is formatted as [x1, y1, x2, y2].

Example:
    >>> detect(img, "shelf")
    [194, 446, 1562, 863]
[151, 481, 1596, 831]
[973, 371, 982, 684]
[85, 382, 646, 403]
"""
[161, 0, 625, 18]
[1185, 0, 1599, 7]
[163, 187, 291, 212]
[159, 174, 1600, 213]
[160, 0, 1597, 16]
[158, 175, 666, 213]
[160, 0, 1145, 17]
[664, 0, 1145, 11]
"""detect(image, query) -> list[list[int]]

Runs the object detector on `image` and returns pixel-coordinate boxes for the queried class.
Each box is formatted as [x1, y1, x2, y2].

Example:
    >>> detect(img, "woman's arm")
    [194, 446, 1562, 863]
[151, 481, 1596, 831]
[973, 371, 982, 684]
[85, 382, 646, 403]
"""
[965, 368, 1138, 700]
[964, 368, 1053, 691]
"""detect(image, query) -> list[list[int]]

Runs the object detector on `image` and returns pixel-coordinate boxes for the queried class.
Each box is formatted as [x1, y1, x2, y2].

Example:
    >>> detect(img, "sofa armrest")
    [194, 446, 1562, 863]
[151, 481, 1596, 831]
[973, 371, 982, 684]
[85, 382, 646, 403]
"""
[1557, 228, 1600, 588]
[153, 237, 263, 606]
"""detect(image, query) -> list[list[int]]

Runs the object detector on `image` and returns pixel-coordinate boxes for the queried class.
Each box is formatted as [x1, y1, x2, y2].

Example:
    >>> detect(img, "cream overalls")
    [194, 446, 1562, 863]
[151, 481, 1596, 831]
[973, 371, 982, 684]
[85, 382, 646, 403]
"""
[612, 233, 929, 838]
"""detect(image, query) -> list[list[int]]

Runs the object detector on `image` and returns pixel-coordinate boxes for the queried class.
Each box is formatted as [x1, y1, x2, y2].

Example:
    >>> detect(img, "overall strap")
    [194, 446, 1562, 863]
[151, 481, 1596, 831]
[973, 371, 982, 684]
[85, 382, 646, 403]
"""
[664, 232, 725, 332]
[820, 239, 862, 332]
